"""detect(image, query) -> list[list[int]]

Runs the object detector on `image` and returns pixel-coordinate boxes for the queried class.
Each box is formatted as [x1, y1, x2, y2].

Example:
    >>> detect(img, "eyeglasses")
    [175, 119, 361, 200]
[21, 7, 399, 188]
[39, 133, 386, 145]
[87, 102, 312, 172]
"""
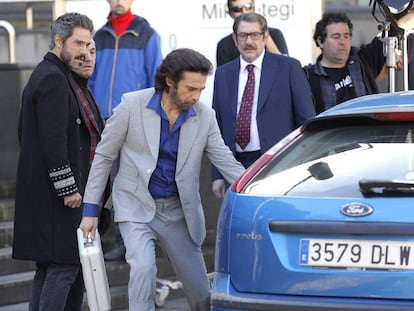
[230, 3, 255, 13]
[237, 32, 264, 41]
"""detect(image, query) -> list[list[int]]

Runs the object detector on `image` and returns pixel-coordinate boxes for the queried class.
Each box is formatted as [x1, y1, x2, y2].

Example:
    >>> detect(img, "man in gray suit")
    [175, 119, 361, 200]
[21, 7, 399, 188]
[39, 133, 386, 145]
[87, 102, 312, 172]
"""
[79, 48, 245, 311]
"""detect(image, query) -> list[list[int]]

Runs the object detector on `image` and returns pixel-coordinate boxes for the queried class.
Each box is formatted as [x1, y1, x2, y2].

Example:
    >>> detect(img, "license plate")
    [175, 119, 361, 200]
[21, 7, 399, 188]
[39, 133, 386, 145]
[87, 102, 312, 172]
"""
[300, 238, 414, 270]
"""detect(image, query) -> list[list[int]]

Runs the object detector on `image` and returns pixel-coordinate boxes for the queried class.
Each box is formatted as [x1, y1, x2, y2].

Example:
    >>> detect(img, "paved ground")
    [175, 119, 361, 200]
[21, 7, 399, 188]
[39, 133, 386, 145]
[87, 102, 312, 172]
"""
[0, 297, 190, 311]
[156, 297, 189, 311]
[116, 297, 189, 311]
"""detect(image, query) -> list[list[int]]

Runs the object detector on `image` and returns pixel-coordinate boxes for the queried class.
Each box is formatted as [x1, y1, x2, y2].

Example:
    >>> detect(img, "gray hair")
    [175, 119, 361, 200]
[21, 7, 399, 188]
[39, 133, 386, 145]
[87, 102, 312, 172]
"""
[232, 12, 268, 34]
[49, 12, 94, 50]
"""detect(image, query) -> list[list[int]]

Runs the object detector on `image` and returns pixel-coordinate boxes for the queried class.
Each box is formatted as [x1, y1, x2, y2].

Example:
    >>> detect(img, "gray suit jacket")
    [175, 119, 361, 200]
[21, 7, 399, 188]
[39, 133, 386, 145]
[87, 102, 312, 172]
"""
[83, 88, 245, 245]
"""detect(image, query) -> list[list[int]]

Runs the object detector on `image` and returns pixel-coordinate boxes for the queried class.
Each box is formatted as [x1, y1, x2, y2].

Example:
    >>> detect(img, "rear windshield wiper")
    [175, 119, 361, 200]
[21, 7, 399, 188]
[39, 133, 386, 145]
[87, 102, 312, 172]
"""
[359, 178, 414, 196]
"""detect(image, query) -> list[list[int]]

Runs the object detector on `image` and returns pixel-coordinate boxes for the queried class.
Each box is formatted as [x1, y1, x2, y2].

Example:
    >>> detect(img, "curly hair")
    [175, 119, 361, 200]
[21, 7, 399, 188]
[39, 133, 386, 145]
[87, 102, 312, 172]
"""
[313, 12, 353, 47]
[154, 48, 212, 92]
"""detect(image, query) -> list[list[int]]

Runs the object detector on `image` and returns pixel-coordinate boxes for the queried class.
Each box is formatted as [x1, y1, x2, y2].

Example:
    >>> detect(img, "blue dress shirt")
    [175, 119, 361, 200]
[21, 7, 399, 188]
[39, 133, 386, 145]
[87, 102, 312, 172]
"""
[147, 92, 195, 199]
[82, 91, 195, 217]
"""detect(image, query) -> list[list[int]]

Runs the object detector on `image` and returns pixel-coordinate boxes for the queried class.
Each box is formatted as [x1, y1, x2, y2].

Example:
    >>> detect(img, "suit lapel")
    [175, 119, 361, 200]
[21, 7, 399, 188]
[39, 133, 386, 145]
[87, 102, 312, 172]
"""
[176, 110, 200, 174]
[228, 60, 241, 118]
[258, 53, 278, 113]
[142, 105, 161, 161]
[231, 58, 240, 119]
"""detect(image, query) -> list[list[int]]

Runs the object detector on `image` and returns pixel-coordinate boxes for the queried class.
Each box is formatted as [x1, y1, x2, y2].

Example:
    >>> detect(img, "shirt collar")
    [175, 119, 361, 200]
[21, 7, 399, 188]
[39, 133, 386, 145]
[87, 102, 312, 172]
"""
[147, 91, 197, 120]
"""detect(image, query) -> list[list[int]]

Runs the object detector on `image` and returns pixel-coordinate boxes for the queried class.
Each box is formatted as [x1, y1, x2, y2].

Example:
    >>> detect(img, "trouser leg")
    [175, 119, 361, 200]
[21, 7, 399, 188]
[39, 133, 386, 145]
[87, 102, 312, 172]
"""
[119, 221, 157, 311]
[150, 197, 210, 311]
[162, 239, 210, 311]
[29, 262, 47, 311]
[63, 269, 84, 311]
[30, 262, 83, 311]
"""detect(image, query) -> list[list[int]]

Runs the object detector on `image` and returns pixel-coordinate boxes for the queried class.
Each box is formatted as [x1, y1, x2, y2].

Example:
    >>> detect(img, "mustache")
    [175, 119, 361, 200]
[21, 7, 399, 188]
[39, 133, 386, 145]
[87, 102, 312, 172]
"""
[75, 55, 86, 62]
[243, 45, 255, 50]
[71, 55, 86, 69]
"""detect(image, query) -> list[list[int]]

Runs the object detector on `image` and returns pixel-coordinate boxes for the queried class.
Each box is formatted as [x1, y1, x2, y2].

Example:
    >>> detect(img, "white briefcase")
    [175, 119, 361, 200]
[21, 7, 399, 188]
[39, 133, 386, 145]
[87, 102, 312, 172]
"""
[77, 228, 111, 311]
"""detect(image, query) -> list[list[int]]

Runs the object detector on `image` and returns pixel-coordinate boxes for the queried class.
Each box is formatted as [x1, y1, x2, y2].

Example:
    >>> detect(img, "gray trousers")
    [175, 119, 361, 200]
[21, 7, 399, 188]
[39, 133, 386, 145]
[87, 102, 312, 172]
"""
[119, 196, 210, 311]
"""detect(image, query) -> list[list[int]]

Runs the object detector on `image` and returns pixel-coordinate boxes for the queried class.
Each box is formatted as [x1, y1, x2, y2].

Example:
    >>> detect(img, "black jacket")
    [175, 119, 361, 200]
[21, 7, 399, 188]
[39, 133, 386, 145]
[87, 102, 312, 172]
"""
[303, 37, 385, 113]
[13, 52, 91, 264]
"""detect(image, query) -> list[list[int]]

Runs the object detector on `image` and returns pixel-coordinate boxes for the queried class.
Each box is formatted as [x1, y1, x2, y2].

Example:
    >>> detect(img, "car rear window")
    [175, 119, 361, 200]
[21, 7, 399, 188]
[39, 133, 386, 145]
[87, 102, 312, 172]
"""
[244, 122, 414, 197]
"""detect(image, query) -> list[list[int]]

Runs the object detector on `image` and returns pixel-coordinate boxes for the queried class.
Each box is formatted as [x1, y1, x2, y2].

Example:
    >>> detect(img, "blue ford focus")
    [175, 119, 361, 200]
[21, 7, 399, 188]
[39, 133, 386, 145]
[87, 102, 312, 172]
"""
[211, 92, 414, 311]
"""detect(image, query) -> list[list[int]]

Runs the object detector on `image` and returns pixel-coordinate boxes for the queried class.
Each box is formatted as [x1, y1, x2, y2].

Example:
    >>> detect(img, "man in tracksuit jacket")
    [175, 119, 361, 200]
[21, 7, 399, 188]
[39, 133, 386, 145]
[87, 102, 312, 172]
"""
[89, 0, 162, 119]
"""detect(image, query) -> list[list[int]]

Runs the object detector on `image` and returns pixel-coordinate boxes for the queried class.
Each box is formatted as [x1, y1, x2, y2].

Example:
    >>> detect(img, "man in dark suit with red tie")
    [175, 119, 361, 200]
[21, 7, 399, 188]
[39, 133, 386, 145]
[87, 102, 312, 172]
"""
[211, 13, 316, 199]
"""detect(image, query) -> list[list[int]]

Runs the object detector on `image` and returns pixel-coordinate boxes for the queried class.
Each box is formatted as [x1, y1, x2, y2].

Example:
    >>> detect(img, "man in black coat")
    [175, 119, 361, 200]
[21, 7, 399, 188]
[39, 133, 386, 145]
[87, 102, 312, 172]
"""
[12, 13, 95, 310]
[216, 0, 289, 67]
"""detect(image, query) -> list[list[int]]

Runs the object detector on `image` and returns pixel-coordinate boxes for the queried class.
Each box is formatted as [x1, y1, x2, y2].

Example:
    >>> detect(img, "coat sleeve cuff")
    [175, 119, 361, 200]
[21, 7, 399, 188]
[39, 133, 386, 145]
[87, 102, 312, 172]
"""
[48, 164, 78, 197]
[82, 203, 99, 217]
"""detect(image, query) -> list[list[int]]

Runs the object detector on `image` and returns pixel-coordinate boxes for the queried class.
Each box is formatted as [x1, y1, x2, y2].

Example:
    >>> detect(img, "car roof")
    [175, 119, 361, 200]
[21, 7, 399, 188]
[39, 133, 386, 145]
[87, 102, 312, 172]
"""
[301, 91, 414, 131]
[317, 91, 414, 118]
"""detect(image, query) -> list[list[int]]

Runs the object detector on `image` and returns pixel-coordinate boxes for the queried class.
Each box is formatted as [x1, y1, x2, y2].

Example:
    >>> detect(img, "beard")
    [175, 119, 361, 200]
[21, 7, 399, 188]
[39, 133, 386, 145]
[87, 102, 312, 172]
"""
[169, 86, 196, 111]
[61, 46, 84, 71]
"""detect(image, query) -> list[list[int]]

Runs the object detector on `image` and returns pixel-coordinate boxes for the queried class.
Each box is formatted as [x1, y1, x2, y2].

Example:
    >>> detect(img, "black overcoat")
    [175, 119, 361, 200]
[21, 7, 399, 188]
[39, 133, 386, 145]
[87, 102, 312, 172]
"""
[12, 52, 92, 264]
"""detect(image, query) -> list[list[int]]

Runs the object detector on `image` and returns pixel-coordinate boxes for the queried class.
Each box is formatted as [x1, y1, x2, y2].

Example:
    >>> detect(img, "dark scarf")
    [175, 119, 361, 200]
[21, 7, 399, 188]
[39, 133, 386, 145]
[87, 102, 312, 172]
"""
[108, 9, 134, 37]
[72, 76, 105, 164]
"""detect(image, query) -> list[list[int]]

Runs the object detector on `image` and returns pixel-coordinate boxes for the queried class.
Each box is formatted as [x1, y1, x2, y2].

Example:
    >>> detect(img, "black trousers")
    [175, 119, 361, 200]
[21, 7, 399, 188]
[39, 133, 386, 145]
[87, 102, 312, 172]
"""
[29, 262, 84, 311]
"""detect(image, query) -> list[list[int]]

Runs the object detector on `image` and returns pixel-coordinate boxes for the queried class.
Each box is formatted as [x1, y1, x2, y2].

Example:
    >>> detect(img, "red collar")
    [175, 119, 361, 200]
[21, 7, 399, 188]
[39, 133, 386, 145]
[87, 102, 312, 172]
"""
[108, 9, 134, 37]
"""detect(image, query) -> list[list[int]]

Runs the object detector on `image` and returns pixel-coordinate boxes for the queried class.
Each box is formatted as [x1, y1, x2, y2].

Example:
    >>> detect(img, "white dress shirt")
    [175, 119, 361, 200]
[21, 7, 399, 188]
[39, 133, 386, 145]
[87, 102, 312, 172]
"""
[236, 50, 265, 152]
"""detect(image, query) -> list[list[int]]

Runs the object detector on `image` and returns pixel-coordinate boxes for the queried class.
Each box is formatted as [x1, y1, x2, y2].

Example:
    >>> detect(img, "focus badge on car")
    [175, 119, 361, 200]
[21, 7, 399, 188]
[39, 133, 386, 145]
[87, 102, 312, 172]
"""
[341, 202, 373, 217]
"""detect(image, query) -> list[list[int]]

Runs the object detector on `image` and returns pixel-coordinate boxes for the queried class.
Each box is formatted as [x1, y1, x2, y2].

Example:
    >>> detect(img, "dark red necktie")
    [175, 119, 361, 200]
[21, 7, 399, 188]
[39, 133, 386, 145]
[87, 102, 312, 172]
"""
[236, 64, 255, 150]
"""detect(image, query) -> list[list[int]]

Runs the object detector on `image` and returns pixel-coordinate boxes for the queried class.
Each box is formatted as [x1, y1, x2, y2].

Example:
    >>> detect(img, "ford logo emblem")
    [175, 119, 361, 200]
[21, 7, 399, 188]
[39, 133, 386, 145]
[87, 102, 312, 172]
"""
[340, 203, 373, 217]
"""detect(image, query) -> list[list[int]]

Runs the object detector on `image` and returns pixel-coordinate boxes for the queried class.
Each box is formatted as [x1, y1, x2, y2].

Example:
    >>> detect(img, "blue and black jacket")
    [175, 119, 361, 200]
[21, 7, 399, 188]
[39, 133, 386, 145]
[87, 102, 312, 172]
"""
[89, 15, 162, 118]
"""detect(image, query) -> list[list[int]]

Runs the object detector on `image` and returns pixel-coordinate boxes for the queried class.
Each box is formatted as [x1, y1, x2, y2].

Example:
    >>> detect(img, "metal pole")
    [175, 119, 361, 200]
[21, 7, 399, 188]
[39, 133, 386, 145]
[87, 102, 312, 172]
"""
[53, 0, 66, 20]
[0, 20, 16, 63]
[26, 4, 33, 30]
[383, 34, 398, 93]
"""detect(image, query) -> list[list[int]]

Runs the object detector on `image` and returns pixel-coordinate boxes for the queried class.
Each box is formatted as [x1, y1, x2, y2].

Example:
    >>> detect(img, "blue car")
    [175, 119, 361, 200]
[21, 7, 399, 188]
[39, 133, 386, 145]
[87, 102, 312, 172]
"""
[211, 92, 414, 311]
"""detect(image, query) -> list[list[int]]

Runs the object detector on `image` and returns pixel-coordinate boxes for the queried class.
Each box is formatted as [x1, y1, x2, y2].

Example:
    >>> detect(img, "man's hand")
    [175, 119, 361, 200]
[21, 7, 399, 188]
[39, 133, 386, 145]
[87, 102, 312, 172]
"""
[212, 179, 226, 200]
[79, 216, 99, 240]
[64, 192, 82, 208]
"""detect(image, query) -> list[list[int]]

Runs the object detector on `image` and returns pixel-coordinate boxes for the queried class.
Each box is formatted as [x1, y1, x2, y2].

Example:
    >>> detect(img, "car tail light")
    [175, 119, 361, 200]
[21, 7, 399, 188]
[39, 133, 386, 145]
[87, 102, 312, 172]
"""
[231, 127, 304, 193]
[373, 112, 414, 121]
[231, 152, 274, 193]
